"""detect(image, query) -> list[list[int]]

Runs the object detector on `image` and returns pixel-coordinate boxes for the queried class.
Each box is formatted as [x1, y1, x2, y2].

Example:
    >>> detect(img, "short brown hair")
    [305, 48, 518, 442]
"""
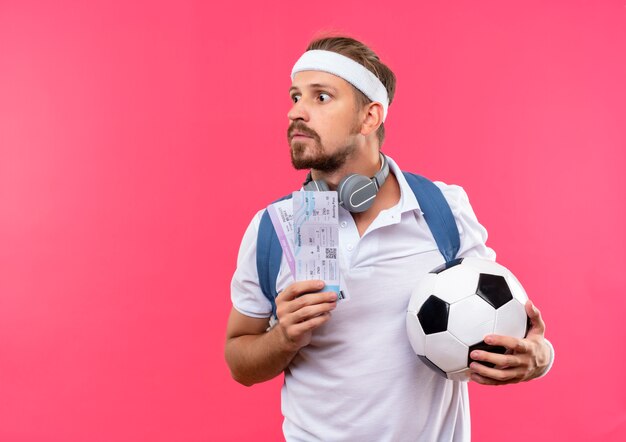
[306, 36, 396, 146]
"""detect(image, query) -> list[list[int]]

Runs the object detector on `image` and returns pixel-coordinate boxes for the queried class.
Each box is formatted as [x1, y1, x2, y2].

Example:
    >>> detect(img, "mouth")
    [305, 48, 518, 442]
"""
[288, 123, 318, 144]
[290, 132, 312, 142]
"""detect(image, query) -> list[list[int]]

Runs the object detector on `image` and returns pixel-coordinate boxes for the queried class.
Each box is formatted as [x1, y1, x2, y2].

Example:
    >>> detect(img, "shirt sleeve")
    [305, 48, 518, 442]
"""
[434, 182, 497, 262]
[230, 209, 273, 318]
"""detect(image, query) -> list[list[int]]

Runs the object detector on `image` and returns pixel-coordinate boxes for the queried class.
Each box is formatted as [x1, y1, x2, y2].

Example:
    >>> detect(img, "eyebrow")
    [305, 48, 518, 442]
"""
[289, 83, 339, 94]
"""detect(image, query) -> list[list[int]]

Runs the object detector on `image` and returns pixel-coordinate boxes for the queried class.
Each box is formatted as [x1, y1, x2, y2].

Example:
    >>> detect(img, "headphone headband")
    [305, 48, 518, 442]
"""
[372, 153, 389, 189]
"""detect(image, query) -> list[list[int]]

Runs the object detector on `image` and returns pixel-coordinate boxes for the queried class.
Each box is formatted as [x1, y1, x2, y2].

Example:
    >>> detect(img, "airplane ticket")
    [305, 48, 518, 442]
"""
[292, 191, 341, 296]
[266, 191, 343, 299]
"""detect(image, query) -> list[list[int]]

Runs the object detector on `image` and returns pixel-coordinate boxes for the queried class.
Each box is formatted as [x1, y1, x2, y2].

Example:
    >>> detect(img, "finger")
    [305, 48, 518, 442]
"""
[295, 291, 339, 307]
[278, 280, 325, 302]
[470, 372, 511, 386]
[469, 361, 522, 383]
[290, 301, 337, 324]
[483, 334, 529, 353]
[525, 300, 546, 336]
[278, 291, 337, 320]
[282, 290, 337, 314]
[289, 311, 332, 335]
[470, 348, 521, 368]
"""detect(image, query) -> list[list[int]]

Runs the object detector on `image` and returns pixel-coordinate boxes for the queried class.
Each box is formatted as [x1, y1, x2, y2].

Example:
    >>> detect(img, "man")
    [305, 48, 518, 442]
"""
[225, 36, 554, 441]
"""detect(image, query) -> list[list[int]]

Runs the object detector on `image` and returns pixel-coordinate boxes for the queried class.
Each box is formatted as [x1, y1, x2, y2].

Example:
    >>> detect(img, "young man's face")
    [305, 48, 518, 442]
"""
[287, 70, 363, 172]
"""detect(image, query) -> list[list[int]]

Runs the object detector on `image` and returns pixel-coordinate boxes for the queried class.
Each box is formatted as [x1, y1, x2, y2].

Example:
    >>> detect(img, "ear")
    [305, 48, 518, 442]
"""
[359, 102, 384, 137]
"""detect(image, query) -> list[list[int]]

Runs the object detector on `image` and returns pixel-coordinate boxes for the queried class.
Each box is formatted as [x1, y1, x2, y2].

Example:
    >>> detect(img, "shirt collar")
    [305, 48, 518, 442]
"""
[385, 154, 423, 216]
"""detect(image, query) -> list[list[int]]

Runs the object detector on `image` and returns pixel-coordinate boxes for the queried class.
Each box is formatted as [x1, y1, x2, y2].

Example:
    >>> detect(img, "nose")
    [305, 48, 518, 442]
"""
[287, 99, 309, 122]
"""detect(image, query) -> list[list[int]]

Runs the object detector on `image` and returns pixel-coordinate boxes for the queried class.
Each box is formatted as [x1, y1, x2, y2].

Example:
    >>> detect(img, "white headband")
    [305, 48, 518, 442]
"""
[291, 49, 389, 122]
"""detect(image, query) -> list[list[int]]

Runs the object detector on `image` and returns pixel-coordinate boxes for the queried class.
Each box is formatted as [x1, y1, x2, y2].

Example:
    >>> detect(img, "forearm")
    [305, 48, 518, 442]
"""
[225, 326, 298, 386]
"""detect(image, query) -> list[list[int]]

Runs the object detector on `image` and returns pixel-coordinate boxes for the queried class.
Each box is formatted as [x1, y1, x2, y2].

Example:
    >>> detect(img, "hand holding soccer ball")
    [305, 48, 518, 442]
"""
[468, 299, 551, 385]
[406, 257, 551, 384]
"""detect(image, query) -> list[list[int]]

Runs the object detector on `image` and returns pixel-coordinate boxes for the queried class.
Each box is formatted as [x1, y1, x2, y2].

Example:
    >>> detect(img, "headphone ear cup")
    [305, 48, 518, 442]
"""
[338, 174, 378, 213]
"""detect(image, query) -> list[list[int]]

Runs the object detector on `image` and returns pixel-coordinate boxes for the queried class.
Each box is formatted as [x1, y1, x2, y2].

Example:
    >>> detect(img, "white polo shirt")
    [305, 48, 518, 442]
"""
[231, 156, 496, 441]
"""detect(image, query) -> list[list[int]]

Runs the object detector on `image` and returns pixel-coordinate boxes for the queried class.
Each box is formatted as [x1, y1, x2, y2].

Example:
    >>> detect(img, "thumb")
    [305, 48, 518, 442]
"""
[525, 299, 546, 337]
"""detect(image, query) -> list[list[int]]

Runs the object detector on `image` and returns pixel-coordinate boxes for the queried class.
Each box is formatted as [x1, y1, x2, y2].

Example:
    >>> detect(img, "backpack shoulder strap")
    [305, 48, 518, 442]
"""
[256, 194, 293, 319]
[402, 172, 460, 263]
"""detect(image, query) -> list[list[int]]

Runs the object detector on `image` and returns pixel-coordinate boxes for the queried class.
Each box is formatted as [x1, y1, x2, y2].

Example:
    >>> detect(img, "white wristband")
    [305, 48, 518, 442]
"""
[537, 338, 555, 378]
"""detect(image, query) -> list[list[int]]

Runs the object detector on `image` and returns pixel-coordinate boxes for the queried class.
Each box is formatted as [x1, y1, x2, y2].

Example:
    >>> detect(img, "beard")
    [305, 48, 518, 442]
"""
[287, 120, 360, 173]
[290, 140, 356, 172]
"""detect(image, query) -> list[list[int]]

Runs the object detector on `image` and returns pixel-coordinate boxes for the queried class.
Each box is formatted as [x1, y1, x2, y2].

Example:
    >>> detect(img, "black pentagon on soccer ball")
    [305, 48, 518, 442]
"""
[418, 354, 447, 378]
[476, 273, 513, 309]
[417, 295, 449, 335]
[430, 258, 464, 274]
[468, 341, 507, 369]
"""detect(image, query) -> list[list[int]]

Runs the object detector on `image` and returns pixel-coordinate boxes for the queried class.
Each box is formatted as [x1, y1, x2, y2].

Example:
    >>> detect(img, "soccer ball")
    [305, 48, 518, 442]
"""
[406, 257, 530, 382]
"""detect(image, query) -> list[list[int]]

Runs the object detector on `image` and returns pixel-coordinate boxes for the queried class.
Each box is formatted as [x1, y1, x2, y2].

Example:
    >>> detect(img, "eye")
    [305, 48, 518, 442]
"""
[318, 93, 331, 102]
[291, 94, 301, 103]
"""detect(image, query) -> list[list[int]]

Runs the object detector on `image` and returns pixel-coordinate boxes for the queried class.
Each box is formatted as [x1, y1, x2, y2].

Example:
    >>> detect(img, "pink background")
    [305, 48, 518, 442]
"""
[1, 1, 625, 440]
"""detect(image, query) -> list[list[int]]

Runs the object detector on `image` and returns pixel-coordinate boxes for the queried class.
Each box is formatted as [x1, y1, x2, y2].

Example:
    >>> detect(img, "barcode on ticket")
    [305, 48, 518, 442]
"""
[325, 248, 337, 259]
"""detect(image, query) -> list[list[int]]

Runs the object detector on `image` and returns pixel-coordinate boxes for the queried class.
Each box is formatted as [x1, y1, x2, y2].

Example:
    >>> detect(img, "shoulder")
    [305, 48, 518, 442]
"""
[236, 209, 266, 258]
[429, 180, 476, 229]
[399, 169, 471, 212]
[431, 180, 496, 260]
[231, 208, 272, 319]
[432, 181, 472, 210]
[394, 161, 495, 258]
